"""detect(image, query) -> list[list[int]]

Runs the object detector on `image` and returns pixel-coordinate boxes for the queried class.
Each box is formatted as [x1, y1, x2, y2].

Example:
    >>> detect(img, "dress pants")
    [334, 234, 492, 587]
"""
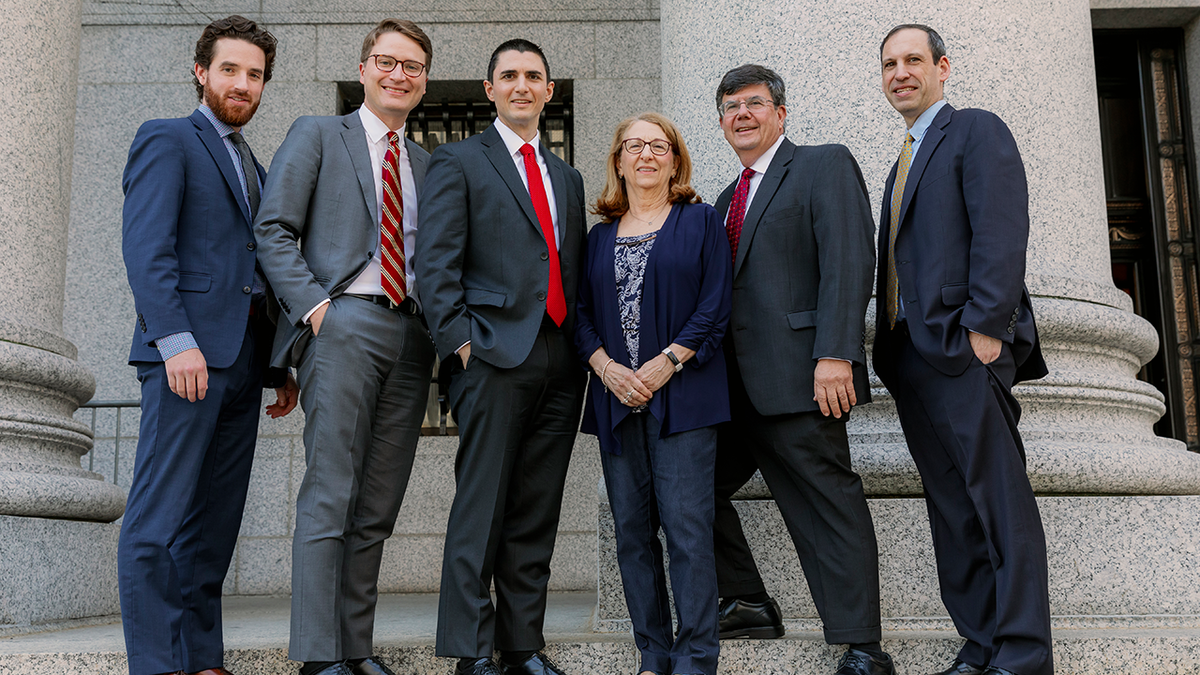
[876, 330, 1053, 675]
[604, 413, 719, 675]
[290, 296, 436, 661]
[712, 354, 882, 645]
[119, 323, 263, 675]
[436, 323, 585, 658]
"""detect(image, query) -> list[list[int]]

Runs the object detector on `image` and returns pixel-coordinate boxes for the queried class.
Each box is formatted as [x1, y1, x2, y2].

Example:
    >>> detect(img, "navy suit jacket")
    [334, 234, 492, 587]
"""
[122, 109, 270, 372]
[576, 202, 732, 455]
[873, 104, 1047, 382]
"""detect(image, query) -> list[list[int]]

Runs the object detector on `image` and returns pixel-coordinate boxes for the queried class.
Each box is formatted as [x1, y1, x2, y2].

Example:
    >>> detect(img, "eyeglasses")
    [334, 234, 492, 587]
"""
[718, 96, 775, 117]
[368, 55, 426, 77]
[621, 138, 673, 156]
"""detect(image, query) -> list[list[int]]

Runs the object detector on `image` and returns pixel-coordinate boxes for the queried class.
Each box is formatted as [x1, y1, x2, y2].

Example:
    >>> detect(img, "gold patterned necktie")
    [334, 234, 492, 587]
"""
[886, 134, 914, 329]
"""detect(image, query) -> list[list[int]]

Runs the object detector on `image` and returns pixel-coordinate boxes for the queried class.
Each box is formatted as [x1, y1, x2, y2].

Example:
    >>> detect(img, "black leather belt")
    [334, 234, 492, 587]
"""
[343, 293, 421, 316]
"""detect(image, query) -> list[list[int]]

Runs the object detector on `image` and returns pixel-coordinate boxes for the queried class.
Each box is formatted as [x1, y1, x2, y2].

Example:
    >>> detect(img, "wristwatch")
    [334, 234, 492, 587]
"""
[662, 347, 683, 373]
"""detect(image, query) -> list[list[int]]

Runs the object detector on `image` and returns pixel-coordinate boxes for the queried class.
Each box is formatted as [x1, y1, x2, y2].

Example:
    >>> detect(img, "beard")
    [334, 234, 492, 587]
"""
[204, 81, 260, 127]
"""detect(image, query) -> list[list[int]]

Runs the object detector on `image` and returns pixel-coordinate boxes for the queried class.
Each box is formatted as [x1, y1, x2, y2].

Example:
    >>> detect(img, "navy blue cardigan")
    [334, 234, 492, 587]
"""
[576, 201, 732, 455]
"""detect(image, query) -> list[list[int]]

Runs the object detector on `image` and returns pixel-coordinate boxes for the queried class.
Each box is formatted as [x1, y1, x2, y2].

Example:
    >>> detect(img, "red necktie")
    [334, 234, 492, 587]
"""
[725, 167, 756, 263]
[520, 143, 566, 326]
[380, 131, 407, 305]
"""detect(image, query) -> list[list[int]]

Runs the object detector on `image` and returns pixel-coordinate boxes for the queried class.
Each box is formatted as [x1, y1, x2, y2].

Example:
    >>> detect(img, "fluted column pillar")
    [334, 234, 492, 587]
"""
[0, 0, 124, 523]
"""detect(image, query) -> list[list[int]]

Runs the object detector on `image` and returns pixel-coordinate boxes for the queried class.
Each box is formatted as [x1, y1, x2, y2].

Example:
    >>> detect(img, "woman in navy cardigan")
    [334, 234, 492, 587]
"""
[576, 112, 732, 675]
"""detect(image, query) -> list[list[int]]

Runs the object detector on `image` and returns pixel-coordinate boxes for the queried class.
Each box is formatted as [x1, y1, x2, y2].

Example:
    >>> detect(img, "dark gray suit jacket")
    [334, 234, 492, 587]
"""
[713, 138, 875, 417]
[253, 112, 429, 368]
[416, 124, 587, 369]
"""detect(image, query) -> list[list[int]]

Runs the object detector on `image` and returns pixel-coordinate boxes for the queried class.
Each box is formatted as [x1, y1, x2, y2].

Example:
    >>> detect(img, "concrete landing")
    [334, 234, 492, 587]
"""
[2, 593, 1200, 674]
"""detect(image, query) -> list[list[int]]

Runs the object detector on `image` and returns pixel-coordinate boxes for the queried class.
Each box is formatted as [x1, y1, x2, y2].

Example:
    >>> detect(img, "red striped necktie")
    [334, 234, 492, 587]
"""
[380, 131, 407, 305]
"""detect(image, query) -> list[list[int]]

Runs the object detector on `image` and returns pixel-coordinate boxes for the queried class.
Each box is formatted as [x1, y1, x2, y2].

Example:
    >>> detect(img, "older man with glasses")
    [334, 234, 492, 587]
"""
[709, 64, 893, 675]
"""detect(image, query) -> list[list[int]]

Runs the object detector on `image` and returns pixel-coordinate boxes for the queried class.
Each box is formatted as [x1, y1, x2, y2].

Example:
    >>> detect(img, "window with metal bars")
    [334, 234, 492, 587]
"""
[337, 80, 574, 164]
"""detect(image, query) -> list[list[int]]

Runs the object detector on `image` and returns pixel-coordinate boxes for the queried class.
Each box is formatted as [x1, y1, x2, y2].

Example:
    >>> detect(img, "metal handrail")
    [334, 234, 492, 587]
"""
[78, 399, 139, 485]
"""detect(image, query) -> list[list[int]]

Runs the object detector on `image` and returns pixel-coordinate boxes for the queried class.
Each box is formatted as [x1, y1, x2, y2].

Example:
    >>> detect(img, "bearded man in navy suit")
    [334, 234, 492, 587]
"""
[119, 16, 297, 675]
[874, 24, 1052, 675]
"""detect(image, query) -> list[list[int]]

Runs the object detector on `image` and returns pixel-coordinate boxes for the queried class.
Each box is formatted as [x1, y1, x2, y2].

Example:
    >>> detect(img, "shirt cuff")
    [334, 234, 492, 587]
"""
[457, 340, 471, 354]
[157, 331, 199, 360]
[303, 298, 331, 325]
[816, 357, 852, 364]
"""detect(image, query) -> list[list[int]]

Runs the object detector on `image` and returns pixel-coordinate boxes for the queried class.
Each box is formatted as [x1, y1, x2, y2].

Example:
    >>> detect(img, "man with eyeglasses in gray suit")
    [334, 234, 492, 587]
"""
[254, 18, 436, 675]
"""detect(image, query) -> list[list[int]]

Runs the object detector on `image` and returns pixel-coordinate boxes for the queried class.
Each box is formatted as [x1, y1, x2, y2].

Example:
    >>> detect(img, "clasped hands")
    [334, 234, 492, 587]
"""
[602, 356, 672, 408]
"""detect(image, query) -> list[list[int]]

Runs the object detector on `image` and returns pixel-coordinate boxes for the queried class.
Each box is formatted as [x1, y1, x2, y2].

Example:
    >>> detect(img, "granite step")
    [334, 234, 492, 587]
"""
[2, 593, 1199, 674]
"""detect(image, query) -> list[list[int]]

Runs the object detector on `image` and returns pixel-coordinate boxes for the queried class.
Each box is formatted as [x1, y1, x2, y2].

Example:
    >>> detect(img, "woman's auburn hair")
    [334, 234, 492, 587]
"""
[591, 111, 701, 222]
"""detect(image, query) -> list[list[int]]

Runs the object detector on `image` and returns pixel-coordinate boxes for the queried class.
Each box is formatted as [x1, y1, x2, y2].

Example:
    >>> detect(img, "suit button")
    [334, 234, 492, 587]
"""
[1007, 327, 1015, 334]
[367, 251, 374, 259]
[243, 286, 252, 294]
[247, 242, 256, 251]
[541, 252, 549, 261]
[537, 291, 546, 301]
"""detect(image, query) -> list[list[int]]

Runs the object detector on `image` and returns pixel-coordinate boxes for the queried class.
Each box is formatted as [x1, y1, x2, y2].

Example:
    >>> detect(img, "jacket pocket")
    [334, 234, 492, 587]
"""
[465, 288, 507, 308]
[941, 283, 969, 307]
[786, 309, 817, 330]
[178, 272, 212, 292]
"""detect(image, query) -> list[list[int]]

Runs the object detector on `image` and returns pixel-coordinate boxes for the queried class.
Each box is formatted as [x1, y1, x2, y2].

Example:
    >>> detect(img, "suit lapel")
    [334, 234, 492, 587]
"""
[896, 104, 952, 232]
[546, 148, 569, 250]
[192, 110, 252, 226]
[481, 125, 542, 231]
[406, 137, 427, 197]
[341, 112, 380, 228]
[734, 138, 793, 277]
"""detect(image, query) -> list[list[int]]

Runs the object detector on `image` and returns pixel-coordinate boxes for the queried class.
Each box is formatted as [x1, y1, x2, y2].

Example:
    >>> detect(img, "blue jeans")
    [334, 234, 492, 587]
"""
[603, 413, 719, 675]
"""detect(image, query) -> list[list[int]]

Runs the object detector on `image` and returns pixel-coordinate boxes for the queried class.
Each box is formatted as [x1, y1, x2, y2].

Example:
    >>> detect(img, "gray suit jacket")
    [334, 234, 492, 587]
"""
[416, 124, 587, 369]
[713, 138, 875, 416]
[253, 112, 429, 368]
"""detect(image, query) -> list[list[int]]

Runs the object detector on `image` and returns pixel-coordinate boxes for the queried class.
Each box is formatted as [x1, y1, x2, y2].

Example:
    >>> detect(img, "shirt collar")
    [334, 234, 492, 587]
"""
[198, 105, 236, 138]
[908, 99, 947, 143]
[494, 117, 541, 159]
[359, 105, 405, 145]
[745, 133, 787, 175]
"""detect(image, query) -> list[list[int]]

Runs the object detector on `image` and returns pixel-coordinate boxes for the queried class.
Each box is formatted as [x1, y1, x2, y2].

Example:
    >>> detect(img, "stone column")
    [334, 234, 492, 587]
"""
[597, 0, 1200, 637]
[0, 0, 125, 628]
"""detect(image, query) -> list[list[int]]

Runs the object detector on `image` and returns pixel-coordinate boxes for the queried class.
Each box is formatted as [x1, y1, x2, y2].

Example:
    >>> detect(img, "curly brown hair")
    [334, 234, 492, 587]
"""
[192, 15, 277, 102]
[591, 112, 700, 222]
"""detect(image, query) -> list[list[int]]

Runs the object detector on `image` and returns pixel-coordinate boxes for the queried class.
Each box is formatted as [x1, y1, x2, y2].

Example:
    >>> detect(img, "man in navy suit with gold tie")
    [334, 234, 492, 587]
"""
[874, 25, 1053, 675]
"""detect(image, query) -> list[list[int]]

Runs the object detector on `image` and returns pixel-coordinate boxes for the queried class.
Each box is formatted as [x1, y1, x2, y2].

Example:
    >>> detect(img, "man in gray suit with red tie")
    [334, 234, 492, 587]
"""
[874, 25, 1052, 675]
[416, 39, 587, 675]
[254, 19, 437, 675]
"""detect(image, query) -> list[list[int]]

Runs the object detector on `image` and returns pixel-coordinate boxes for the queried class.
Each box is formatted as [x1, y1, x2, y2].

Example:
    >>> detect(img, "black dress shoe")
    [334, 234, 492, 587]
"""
[931, 660, 984, 675]
[308, 665, 353, 675]
[717, 597, 785, 639]
[500, 652, 566, 675]
[351, 657, 397, 675]
[835, 648, 896, 675]
[456, 658, 503, 675]
[982, 668, 1018, 675]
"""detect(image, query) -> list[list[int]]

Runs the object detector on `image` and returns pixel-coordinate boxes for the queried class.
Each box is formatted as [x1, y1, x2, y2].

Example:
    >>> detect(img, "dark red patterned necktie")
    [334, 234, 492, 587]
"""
[725, 167, 756, 263]
[380, 131, 407, 305]
[520, 143, 566, 326]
